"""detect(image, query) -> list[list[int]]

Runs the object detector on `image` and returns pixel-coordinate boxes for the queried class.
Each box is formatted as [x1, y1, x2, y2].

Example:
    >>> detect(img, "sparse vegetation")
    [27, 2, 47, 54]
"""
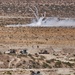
[6, 71, 12, 75]
[46, 60, 51, 63]
[63, 62, 74, 68]
[55, 60, 62, 68]
[0, 0, 75, 75]
[28, 54, 35, 60]
[42, 62, 52, 68]
[38, 55, 46, 60]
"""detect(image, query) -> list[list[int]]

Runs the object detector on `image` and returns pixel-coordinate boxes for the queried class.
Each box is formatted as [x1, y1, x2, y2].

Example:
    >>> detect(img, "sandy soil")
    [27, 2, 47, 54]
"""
[0, 27, 75, 50]
[0, 68, 74, 75]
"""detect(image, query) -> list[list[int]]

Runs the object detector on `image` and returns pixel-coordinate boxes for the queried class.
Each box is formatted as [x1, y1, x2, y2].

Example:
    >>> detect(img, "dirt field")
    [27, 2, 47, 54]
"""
[0, 27, 75, 51]
[0, 68, 75, 75]
[0, 27, 75, 45]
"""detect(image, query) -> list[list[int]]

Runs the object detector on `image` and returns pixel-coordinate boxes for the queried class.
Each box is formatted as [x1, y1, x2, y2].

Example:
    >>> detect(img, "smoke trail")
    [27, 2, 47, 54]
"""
[6, 17, 75, 27]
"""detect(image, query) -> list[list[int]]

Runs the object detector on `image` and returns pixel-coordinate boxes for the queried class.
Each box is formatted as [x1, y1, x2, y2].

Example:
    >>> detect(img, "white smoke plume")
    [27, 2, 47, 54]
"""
[6, 17, 75, 27]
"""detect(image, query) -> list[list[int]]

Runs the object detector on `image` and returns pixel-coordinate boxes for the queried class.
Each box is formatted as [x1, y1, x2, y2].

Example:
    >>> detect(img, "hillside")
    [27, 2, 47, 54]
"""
[0, 1, 75, 75]
[0, 0, 75, 18]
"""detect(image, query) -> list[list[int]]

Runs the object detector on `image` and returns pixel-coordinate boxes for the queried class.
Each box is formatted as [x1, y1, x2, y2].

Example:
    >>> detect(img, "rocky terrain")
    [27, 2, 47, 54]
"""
[0, 0, 75, 75]
[0, 68, 75, 75]
[0, 0, 75, 17]
[0, 27, 75, 69]
[0, 0, 75, 25]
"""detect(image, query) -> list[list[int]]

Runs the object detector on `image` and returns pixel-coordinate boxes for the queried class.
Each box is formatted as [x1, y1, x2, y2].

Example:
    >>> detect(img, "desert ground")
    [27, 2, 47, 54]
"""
[0, 68, 75, 75]
[0, 0, 75, 75]
[0, 27, 75, 47]
[0, 26, 75, 75]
